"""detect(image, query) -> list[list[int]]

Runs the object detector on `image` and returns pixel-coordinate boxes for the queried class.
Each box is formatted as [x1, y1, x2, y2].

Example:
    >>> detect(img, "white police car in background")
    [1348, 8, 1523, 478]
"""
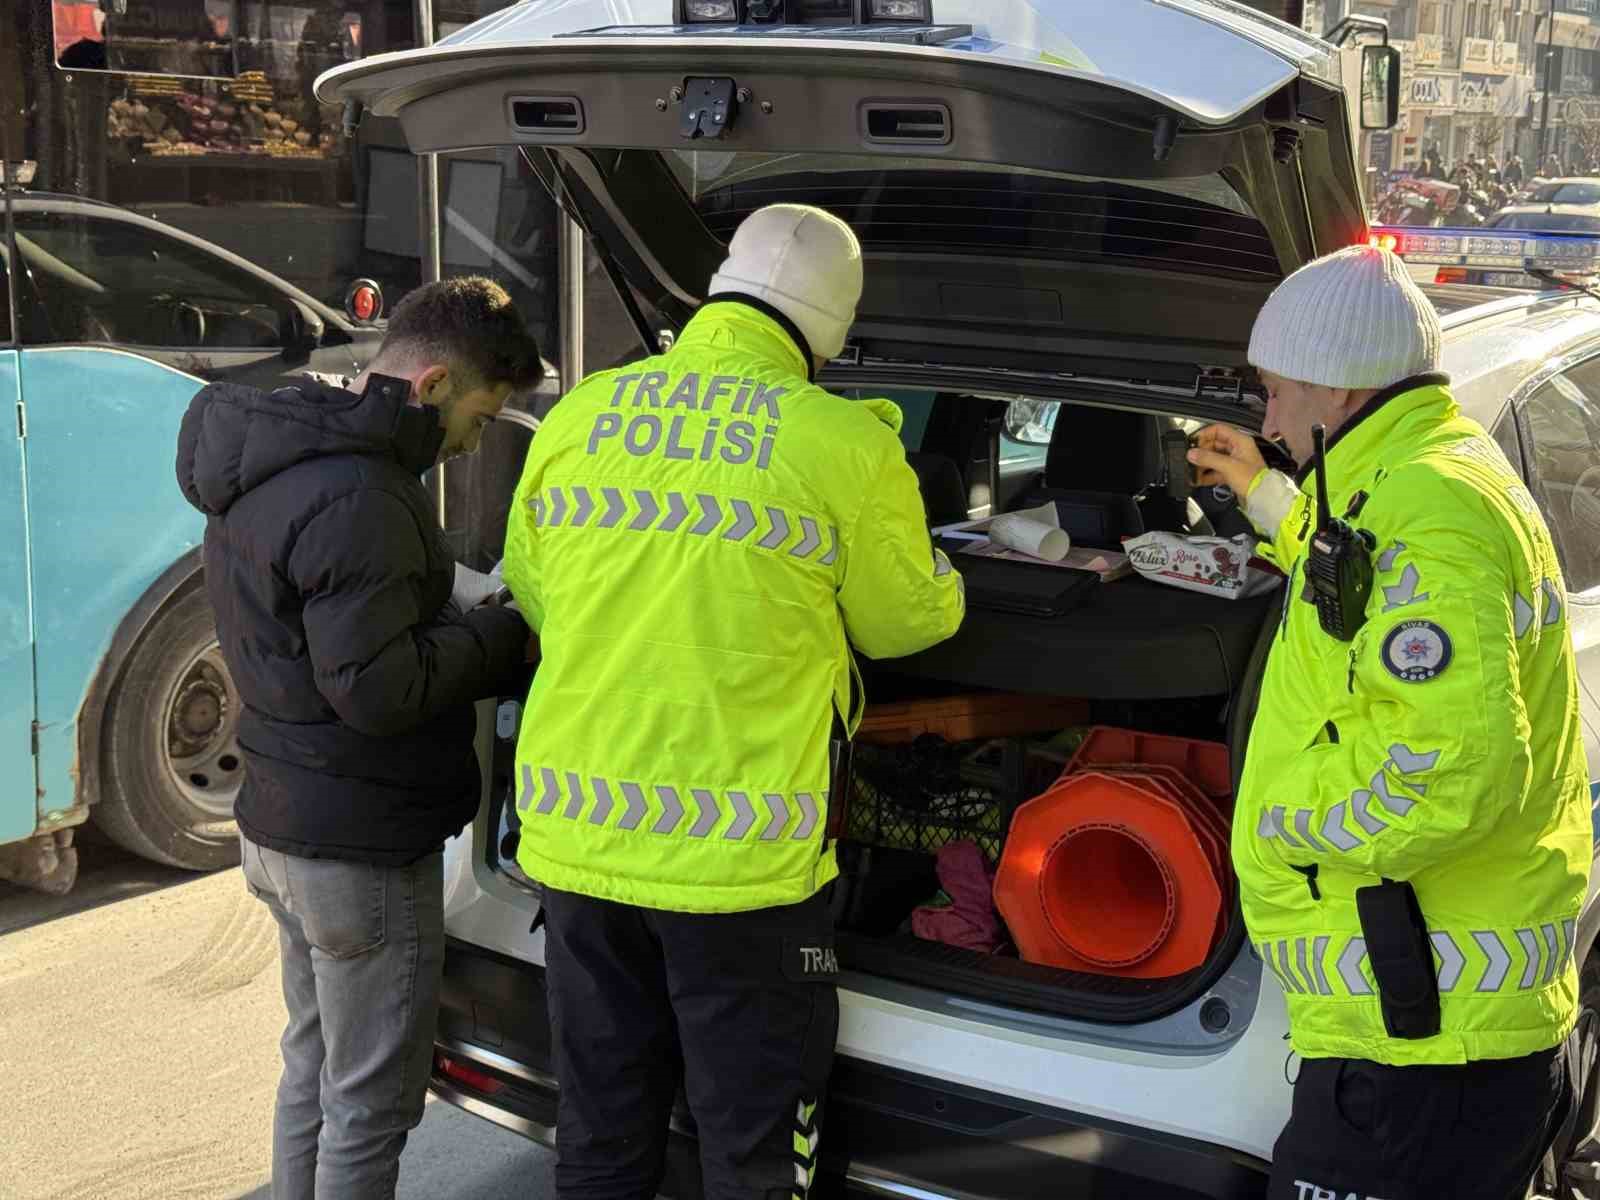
[317, 3, 1600, 1196]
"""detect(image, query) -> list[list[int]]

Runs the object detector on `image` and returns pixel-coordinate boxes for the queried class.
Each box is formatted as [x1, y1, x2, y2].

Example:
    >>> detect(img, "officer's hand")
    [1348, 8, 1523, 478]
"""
[1188, 424, 1267, 498]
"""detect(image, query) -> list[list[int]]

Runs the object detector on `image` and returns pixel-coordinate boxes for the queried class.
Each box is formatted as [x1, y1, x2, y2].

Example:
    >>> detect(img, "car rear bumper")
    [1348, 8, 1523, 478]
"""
[430, 937, 1270, 1200]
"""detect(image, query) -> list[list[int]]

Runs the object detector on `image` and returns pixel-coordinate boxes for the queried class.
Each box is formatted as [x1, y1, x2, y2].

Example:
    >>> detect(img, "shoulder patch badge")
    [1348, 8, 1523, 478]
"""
[1381, 620, 1453, 683]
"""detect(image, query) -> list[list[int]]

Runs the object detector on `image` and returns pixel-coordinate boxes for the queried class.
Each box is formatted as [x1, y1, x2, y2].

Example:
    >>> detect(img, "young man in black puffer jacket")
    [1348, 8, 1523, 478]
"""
[176, 277, 542, 1200]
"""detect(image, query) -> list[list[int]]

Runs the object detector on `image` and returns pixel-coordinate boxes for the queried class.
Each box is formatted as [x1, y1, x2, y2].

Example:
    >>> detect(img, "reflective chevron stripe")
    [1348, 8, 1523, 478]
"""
[1543, 922, 1563, 986]
[1273, 926, 1580, 1002]
[1293, 809, 1326, 851]
[1543, 577, 1563, 626]
[1337, 936, 1373, 995]
[690, 494, 721, 535]
[1276, 940, 1305, 993]
[1263, 936, 1337, 995]
[1473, 930, 1512, 992]
[563, 772, 585, 821]
[652, 786, 684, 835]
[1518, 927, 1543, 989]
[519, 769, 825, 842]
[759, 506, 790, 549]
[569, 485, 595, 527]
[761, 793, 791, 841]
[793, 1098, 819, 1199]
[724, 498, 758, 541]
[534, 486, 839, 566]
[1296, 937, 1317, 994]
[820, 525, 839, 566]
[617, 782, 648, 831]
[1254, 745, 1440, 854]
[1515, 591, 1537, 637]
[1310, 935, 1332, 995]
[1431, 931, 1465, 992]
[630, 490, 660, 531]
[791, 517, 822, 558]
[1320, 802, 1360, 851]
[725, 791, 757, 840]
[1350, 788, 1389, 836]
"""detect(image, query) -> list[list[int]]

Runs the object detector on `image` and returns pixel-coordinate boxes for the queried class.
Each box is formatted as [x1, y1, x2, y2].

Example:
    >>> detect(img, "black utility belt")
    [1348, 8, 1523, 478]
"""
[1356, 878, 1441, 1040]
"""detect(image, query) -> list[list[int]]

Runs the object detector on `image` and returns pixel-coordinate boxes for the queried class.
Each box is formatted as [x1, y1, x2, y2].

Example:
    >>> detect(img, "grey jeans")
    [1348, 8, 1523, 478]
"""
[241, 836, 445, 1200]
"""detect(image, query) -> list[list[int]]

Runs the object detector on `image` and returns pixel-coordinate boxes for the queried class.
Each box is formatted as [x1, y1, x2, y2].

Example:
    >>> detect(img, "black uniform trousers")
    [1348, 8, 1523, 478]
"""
[1268, 1047, 1569, 1200]
[542, 886, 839, 1200]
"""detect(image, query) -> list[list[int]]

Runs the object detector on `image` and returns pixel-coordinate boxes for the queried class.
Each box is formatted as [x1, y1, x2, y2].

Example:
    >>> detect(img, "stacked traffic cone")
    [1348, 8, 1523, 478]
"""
[994, 729, 1232, 979]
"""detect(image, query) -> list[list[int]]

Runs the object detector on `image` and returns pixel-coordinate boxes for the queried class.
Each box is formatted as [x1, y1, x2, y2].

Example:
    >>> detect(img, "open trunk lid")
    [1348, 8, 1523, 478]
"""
[318, 0, 1369, 384]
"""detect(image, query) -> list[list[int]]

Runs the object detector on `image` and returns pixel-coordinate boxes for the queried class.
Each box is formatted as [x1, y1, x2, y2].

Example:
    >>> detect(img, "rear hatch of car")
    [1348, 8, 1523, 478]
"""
[320, 0, 1370, 1025]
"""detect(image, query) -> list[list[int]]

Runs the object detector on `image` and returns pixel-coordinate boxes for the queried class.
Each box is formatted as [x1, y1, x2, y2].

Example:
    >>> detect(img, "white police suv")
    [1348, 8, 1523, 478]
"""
[317, 4, 1600, 1196]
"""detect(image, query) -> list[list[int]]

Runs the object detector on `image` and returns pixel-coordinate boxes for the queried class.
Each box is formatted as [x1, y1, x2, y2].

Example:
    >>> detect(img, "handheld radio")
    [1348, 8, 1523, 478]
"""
[1304, 424, 1376, 642]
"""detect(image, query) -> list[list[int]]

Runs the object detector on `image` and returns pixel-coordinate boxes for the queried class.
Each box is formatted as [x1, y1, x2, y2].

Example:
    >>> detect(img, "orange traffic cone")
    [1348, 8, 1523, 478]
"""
[995, 771, 1224, 978]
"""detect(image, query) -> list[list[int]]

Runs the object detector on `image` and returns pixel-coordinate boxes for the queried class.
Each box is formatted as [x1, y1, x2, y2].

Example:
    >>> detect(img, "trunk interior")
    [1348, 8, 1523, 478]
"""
[473, 383, 1285, 1027]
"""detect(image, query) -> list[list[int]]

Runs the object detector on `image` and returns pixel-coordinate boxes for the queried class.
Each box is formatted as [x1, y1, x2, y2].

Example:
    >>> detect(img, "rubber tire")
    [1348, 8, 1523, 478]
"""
[92, 582, 242, 871]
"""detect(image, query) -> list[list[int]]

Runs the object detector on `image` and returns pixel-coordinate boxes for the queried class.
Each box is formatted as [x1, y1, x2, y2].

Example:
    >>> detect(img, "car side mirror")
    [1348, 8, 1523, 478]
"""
[1002, 398, 1058, 446]
[344, 278, 385, 325]
[1361, 44, 1401, 131]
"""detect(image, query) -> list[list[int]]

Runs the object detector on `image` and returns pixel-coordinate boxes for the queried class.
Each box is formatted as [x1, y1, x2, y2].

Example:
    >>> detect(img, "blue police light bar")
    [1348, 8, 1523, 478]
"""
[1368, 225, 1600, 274]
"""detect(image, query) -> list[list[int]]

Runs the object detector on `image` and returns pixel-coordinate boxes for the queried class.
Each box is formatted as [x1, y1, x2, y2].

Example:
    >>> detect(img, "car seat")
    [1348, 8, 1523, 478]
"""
[1022, 405, 1250, 541]
[906, 451, 972, 527]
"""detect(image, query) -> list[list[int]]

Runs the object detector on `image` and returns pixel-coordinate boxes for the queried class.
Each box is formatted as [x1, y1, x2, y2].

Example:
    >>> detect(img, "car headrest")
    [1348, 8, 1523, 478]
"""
[905, 451, 969, 526]
[1044, 406, 1161, 494]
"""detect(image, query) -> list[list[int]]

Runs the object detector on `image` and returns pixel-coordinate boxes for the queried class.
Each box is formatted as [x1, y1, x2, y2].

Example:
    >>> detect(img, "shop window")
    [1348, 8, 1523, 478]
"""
[1522, 362, 1600, 594]
[29, 0, 428, 311]
[13, 211, 293, 349]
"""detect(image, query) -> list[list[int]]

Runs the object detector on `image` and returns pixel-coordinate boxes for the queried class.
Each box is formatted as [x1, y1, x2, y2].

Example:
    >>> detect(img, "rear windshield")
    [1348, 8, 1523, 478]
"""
[662, 153, 1278, 281]
[1526, 181, 1600, 206]
[1487, 211, 1600, 232]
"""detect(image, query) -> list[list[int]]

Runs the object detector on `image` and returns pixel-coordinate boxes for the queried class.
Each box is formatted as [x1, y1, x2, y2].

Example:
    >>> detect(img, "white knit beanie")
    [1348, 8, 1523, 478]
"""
[1248, 245, 1441, 390]
[707, 204, 863, 361]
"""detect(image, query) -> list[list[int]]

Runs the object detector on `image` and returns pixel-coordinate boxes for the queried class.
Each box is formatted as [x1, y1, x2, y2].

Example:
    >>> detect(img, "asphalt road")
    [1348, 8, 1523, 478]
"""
[0, 838, 555, 1200]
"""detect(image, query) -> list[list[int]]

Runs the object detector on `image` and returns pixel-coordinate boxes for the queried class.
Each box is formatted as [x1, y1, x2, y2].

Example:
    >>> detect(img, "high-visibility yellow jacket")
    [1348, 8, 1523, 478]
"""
[502, 301, 965, 913]
[1234, 376, 1591, 1065]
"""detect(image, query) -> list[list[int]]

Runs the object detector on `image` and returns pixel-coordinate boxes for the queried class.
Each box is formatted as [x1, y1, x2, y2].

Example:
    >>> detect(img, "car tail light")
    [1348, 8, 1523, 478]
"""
[1434, 267, 1468, 284]
[435, 1054, 506, 1096]
[867, 0, 932, 19]
[683, 0, 739, 20]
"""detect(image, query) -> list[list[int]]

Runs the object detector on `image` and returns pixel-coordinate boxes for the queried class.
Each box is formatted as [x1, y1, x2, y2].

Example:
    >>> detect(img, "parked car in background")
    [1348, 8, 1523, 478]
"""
[1521, 177, 1600, 207]
[0, 185, 384, 892]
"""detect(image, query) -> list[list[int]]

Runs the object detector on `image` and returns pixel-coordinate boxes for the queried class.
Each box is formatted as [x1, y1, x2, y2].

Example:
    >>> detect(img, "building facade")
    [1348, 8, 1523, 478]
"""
[1312, 0, 1600, 178]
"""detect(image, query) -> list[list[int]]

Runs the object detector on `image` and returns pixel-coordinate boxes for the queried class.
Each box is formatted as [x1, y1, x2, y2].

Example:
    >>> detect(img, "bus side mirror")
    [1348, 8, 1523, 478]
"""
[1362, 44, 1401, 131]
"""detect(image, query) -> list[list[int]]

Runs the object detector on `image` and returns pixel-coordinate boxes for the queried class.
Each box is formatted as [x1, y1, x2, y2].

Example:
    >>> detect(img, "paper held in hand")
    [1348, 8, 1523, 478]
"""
[452, 561, 505, 611]
[935, 503, 1132, 581]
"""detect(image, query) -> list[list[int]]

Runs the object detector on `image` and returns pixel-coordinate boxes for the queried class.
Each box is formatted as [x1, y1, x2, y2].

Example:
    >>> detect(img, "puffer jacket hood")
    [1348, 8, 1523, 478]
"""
[177, 376, 445, 517]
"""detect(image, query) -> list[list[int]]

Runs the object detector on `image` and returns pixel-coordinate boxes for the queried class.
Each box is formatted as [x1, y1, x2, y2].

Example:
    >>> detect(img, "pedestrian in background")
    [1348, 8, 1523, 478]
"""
[176, 277, 543, 1199]
[500, 204, 965, 1200]
[1190, 246, 1589, 1199]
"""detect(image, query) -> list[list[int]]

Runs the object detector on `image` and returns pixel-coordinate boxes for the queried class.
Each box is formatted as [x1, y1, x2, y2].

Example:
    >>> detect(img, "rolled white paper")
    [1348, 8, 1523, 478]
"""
[987, 514, 1071, 561]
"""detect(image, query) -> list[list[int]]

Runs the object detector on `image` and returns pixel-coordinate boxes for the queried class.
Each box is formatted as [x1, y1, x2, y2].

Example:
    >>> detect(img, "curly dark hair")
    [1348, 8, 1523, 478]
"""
[374, 276, 544, 389]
